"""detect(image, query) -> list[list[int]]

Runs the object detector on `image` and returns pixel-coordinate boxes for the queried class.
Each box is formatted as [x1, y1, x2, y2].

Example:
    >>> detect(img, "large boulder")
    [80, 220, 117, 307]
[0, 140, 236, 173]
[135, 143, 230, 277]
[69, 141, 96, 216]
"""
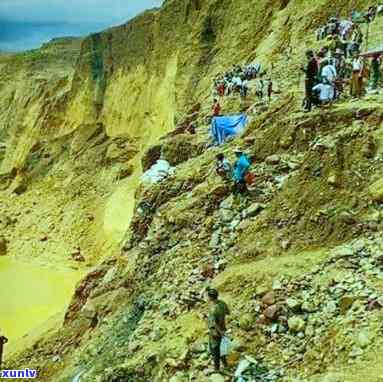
[264, 304, 280, 320]
[239, 313, 254, 331]
[288, 316, 306, 332]
[262, 291, 276, 306]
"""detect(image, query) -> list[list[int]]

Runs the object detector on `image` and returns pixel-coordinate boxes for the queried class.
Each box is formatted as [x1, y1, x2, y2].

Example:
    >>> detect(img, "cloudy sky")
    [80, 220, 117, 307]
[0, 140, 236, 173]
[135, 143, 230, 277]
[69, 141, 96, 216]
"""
[0, 0, 163, 51]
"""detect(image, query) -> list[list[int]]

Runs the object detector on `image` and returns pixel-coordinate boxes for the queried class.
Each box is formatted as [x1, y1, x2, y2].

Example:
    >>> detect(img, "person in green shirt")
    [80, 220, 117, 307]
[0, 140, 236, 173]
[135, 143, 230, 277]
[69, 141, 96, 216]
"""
[207, 288, 230, 371]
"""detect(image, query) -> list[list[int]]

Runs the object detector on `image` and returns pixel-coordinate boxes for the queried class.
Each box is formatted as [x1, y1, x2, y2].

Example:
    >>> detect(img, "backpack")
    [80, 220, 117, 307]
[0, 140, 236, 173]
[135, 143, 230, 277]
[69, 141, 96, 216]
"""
[244, 172, 256, 185]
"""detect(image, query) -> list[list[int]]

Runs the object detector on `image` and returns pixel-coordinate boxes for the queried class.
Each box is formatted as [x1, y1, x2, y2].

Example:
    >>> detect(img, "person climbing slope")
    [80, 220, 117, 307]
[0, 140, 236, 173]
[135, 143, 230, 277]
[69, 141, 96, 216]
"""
[207, 288, 230, 372]
[212, 99, 221, 117]
[233, 148, 251, 194]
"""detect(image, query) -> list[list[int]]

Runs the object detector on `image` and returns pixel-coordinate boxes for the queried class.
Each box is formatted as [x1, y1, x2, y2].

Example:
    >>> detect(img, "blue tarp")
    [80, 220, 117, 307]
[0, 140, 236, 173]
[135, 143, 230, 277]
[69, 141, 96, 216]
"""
[211, 114, 248, 145]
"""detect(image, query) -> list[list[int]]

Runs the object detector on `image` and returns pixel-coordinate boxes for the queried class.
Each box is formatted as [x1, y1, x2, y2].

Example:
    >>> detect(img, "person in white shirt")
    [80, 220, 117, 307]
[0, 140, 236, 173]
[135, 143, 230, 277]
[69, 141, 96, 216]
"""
[339, 20, 353, 40]
[350, 54, 364, 98]
[313, 79, 335, 104]
[321, 60, 337, 99]
[232, 76, 242, 91]
[321, 59, 337, 84]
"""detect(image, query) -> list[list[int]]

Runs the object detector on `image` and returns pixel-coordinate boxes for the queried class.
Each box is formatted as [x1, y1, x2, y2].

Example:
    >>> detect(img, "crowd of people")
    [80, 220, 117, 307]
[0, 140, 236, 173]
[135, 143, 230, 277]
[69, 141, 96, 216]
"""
[303, 8, 383, 111]
[207, 7, 383, 372]
[212, 62, 273, 102]
[2, 6, 383, 381]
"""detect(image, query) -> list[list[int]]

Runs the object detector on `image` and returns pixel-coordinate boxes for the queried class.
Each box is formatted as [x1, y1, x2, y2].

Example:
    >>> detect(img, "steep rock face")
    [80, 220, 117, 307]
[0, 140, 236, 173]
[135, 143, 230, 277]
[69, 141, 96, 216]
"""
[1, 0, 374, 176]
[0, 0, 374, 162]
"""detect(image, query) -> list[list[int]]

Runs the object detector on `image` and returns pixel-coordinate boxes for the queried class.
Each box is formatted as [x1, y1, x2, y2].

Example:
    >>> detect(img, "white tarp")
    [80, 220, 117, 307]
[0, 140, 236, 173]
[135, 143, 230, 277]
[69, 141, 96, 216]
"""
[141, 160, 175, 184]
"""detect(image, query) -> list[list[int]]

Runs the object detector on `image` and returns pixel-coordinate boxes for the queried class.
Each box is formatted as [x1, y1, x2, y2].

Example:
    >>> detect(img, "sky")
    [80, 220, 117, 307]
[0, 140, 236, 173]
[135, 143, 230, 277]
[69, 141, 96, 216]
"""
[0, 0, 163, 51]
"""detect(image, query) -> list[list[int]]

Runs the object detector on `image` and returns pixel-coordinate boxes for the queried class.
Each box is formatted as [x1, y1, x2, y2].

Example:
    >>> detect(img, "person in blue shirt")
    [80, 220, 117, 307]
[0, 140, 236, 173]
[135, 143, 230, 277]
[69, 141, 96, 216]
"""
[233, 148, 251, 193]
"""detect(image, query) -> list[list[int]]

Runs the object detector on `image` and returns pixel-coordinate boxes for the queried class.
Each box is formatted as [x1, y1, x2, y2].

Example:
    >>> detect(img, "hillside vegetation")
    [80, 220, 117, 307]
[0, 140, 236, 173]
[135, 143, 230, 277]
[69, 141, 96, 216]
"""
[2, 0, 383, 381]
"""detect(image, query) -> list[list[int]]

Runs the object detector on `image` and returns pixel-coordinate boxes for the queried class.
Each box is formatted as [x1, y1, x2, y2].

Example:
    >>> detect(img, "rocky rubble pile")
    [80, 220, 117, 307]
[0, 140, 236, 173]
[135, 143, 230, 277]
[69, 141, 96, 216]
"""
[236, 234, 383, 378]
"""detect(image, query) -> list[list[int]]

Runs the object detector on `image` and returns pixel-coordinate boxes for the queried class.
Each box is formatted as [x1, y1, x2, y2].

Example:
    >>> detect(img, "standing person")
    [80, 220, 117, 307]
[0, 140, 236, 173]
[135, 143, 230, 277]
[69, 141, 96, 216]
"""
[328, 34, 342, 57]
[301, 50, 319, 112]
[321, 59, 337, 98]
[232, 75, 242, 93]
[371, 54, 381, 90]
[350, 24, 363, 53]
[334, 49, 346, 96]
[350, 53, 364, 98]
[240, 78, 249, 98]
[207, 288, 230, 372]
[327, 17, 339, 36]
[256, 75, 265, 99]
[267, 78, 273, 102]
[217, 82, 225, 96]
[339, 18, 353, 42]
[367, 6, 377, 22]
[322, 59, 337, 83]
[233, 148, 251, 194]
[334, 49, 346, 76]
[0, 331, 8, 368]
[212, 99, 221, 117]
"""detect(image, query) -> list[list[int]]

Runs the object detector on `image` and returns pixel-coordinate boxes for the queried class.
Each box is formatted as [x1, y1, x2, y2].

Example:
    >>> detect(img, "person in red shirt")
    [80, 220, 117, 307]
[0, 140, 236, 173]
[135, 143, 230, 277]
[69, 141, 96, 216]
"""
[212, 99, 221, 116]
[217, 83, 225, 96]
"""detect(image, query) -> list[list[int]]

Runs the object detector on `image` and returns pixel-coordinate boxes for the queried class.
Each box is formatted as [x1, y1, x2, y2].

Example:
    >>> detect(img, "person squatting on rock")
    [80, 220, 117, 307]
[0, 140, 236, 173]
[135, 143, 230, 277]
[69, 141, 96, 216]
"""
[0, 331, 8, 368]
[215, 153, 232, 182]
[312, 77, 335, 106]
[207, 288, 230, 372]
